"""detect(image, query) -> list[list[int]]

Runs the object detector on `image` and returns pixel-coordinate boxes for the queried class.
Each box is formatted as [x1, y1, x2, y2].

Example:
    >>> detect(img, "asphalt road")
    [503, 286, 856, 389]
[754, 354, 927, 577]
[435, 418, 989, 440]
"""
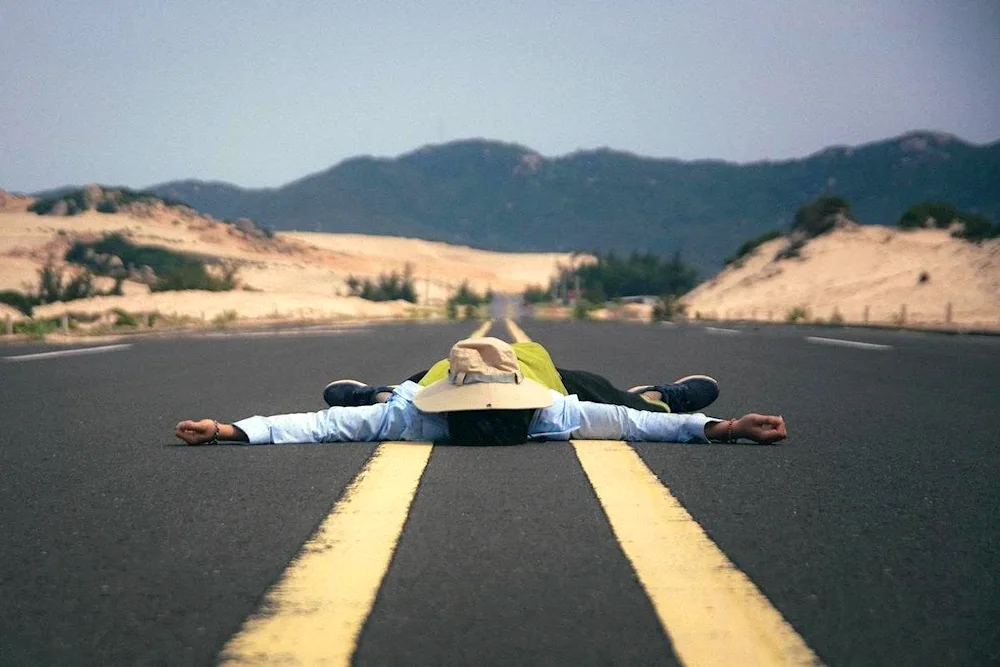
[1, 319, 998, 665]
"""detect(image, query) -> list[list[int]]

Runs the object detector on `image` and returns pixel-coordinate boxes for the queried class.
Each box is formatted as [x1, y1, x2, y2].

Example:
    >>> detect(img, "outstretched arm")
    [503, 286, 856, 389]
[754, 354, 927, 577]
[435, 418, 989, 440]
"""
[175, 419, 248, 445]
[174, 400, 411, 446]
[571, 401, 788, 444]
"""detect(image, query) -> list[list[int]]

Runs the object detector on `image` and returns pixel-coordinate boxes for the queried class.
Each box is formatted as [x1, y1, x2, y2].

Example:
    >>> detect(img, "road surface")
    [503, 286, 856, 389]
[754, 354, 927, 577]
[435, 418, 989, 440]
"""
[1, 319, 998, 665]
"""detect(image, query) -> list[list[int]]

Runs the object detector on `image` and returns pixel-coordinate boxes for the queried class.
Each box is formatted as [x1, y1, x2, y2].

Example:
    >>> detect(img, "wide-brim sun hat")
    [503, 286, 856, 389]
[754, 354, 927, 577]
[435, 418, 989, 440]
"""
[413, 337, 553, 413]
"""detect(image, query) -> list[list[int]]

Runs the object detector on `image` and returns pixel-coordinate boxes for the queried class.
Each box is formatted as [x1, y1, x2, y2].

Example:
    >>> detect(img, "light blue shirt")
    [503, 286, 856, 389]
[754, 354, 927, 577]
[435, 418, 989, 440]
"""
[235, 381, 717, 445]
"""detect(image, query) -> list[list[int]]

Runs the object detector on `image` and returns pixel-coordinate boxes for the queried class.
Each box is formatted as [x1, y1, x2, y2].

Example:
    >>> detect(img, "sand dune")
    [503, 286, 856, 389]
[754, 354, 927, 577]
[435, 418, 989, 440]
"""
[0, 201, 574, 325]
[683, 223, 1000, 329]
[2, 195, 998, 332]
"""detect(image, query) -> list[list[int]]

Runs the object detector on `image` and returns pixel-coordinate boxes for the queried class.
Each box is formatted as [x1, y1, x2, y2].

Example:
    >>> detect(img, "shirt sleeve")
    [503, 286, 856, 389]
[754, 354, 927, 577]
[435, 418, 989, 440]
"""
[572, 402, 719, 443]
[234, 403, 397, 444]
[231, 381, 436, 445]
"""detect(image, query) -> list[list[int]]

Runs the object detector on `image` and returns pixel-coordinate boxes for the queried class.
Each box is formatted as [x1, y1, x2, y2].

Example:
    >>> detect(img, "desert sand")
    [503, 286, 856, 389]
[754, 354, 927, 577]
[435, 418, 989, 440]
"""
[682, 223, 1000, 329]
[0, 196, 574, 326]
[2, 192, 998, 333]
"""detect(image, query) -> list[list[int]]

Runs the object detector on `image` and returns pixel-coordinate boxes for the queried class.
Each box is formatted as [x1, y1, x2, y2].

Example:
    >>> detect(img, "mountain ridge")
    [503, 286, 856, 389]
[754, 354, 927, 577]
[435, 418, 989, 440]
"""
[29, 130, 1000, 273]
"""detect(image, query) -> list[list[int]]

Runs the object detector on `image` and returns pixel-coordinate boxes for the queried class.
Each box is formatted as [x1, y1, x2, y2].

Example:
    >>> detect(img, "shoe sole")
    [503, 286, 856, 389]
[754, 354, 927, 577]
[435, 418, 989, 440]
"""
[324, 379, 366, 392]
[628, 375, 718, 394]
[673, 374, 718, 386]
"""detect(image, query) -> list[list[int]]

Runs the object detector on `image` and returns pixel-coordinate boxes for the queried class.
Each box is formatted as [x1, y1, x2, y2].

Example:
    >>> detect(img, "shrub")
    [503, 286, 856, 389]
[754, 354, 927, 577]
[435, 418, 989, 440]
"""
[445, 280, 491, 319]
[30, 186, 188, 216]
[66, 233, 240, 292]
[13, 318, 60, 339]
[150, 263, 236, 292]
[573, 299, 598, 320]
[898, 202, 959, 229]
[212, 310, 239, 327]
[791, 195, 852, 239]
[31, 262, 104, 304]
[450, 280, 489, 306]
[37, 263, 65, 303]
[898, 202, 999, 242]
[724, 230, 783, 266]
[30, 190, 88, 215]
[0, 289, 35, 316]
[522, 285, 553, 305]
[113, 309, 139, 327]
[652, 295, 687, 321]
[345, 263, 418, 302]
[61, 270, 97, 301]
[786, 306, 809, 323]
[774, 238, 806, 261]
[952, 212, 998, 242]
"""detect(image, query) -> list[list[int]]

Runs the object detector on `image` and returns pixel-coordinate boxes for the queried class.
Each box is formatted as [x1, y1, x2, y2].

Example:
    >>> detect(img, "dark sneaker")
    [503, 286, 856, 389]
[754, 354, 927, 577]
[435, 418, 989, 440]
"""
[629, 375, 719, 412]
[323, 379, 378, 407]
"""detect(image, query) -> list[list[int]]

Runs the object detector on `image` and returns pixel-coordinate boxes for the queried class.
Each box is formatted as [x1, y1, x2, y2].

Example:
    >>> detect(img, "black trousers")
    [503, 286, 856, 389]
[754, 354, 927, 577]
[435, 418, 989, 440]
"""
[406, 367, 667, 413]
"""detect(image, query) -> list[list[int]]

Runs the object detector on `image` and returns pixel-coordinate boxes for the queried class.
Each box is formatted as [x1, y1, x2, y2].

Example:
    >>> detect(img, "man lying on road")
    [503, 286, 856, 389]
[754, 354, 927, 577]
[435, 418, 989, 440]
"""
[175, 337, 787, 447]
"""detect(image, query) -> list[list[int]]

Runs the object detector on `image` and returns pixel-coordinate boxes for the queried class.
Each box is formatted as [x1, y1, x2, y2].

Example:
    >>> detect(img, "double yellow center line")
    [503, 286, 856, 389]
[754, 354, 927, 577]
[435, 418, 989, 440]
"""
[509, 318, 818, 665]
[220, 443, 433, 665]
[220, 318, 819, 666]
[220, 320, 493, 664]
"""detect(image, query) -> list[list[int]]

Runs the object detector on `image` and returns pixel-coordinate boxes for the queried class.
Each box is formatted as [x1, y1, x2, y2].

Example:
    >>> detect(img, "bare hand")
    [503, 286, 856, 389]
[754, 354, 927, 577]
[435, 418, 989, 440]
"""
[733, 413, 787, 444]
[175, 419, 217, 445]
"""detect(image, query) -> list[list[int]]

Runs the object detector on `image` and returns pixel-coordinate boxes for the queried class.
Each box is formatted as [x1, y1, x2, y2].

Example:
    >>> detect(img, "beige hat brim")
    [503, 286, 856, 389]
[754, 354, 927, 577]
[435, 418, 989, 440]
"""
[413, 377, 553, 413]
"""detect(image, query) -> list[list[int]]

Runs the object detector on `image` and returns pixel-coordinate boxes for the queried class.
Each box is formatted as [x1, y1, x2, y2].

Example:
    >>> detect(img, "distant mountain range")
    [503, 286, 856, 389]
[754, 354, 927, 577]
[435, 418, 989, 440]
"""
[42, 131, 1000, 274]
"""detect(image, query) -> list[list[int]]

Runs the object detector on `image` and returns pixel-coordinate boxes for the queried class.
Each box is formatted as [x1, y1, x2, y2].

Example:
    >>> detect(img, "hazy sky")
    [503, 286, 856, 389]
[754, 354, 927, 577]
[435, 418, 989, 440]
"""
[2, 1, 998, 192]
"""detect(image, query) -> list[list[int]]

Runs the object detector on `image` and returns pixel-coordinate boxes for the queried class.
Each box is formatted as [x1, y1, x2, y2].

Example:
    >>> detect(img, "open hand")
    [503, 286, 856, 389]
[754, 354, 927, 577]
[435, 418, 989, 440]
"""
[175, 419, 217, 445]
[733, 413, 787, 444]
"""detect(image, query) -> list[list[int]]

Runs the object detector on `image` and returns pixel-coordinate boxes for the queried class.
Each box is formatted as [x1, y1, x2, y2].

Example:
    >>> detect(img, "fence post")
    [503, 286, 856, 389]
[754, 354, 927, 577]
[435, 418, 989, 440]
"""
[5, 314, 12, 336]
[900, 304, 907, 324]
[864, 305, 870, 323]
[945, 302, 952, 324]
[61, 312, 69, 333]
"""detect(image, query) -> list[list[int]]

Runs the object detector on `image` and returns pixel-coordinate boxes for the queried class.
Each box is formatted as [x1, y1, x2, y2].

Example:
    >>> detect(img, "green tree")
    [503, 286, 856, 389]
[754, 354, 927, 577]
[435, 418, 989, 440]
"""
[553, 250, 698, 305]
[791, 195, 852, 238]
[898, 202, 999, 242]
[446, 280, 491, 319]
[898, 202, 959, 229]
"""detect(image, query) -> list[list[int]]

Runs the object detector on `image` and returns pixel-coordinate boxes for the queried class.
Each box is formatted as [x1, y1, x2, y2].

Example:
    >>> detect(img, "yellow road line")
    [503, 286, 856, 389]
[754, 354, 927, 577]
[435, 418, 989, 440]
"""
[504, 317, 531, 342]
[572, 440, 820, 666]
[470, 319, 494, 338]
[219, 442, 433, 666]
[512, 317, 814, 663]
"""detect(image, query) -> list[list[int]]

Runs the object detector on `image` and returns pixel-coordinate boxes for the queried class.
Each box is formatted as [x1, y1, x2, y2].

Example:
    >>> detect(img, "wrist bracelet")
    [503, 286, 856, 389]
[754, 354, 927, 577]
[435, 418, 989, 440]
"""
[727, 419, 735, 444]
[208, 420, 220, 445]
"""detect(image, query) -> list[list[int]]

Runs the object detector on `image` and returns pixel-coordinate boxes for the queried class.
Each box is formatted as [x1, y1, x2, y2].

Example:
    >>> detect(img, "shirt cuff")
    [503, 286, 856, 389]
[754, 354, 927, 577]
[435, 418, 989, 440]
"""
[233, 416, 272, 445]
[686, 414, 720, 443]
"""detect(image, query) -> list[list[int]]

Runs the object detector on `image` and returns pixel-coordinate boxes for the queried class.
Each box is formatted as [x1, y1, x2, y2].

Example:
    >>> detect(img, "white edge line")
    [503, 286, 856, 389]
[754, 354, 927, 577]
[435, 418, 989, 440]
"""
[805, 336, 892, 350]
[2, 343, 132, 361]
[201, 327, 370, 339]
[704, 326, 741, 334]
